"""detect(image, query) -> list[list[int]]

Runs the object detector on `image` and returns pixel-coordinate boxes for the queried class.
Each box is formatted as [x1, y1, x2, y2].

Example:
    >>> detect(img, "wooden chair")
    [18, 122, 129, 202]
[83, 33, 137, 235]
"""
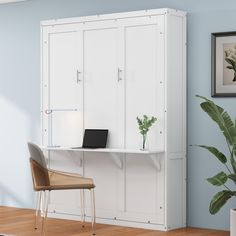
[28, 142, 96, 235]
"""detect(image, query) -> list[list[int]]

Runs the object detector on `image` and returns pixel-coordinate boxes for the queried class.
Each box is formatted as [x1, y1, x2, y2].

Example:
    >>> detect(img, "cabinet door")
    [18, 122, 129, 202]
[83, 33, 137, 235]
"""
[120, 16, 165, 224]
[82, 22, 124, 217]
[42, 27, 84, 147]
[83, 23, 123, 148]
[123, 16, 164, 151]
[48, 30, 81, 110]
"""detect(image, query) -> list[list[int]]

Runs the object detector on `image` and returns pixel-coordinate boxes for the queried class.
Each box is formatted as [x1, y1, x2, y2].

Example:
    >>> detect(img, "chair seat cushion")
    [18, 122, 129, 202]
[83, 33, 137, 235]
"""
[48, 170, 95, 190]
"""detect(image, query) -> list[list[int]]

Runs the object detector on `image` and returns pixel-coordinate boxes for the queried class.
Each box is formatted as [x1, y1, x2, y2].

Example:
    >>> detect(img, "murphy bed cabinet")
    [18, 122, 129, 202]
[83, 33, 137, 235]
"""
[41, 8, 186, 231]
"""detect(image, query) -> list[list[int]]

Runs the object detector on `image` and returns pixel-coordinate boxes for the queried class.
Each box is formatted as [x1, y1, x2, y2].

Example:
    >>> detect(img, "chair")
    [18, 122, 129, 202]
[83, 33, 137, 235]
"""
[27, 142, 96, 235]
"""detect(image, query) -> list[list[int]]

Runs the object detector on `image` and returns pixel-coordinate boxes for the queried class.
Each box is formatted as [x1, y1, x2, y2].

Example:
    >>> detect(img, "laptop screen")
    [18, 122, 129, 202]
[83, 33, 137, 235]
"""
[82, 129, 108, 148]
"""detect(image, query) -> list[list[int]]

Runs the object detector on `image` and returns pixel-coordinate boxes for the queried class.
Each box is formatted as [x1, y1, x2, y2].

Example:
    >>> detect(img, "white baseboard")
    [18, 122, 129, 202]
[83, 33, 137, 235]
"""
[47, 212, 167, 231]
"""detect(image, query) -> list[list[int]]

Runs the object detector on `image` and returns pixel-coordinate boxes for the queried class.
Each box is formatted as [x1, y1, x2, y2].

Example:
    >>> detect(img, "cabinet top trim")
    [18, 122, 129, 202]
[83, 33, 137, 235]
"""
[41, 8, 186, 26]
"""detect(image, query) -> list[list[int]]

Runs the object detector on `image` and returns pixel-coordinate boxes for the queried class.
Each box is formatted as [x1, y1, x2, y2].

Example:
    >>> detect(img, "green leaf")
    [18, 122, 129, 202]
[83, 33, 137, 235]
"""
[228, 174, 236, 183]
[233, 144, 236, 157]
[206, 172, 228, 186]
[231, 157, 236, 173]
[197, 145, 227, 164]
[136, 115, 157, 136]
[196, 95, 236, 145]
[209, 190, 235, 214]
[230, 144, 236, 173]
[225, 58, 236, 67]
[227, 66, 234, 69]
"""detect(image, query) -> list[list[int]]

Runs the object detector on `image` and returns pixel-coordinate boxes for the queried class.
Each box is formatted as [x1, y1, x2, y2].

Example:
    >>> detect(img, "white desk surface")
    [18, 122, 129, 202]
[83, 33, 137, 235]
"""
[42, 146, 164, 155]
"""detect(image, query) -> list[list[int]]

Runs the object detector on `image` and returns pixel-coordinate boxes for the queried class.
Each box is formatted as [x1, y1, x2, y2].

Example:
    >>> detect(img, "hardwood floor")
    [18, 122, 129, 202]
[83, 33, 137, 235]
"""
[0, 207, 229, 236]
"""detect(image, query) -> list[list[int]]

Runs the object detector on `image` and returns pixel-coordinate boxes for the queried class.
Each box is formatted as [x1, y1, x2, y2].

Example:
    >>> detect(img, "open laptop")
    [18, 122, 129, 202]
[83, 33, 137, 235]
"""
[72, 129, 108, 149]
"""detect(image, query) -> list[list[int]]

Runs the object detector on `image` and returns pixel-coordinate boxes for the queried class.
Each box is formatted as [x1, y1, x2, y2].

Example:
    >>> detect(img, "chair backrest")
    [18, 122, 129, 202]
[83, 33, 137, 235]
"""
[28, 142, 50, 190]
[28, 142, 47, 168]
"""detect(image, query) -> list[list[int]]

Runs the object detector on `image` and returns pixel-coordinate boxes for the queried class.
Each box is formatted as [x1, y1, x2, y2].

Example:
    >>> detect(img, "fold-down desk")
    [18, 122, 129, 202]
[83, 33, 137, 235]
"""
[42, 147, 164, 171]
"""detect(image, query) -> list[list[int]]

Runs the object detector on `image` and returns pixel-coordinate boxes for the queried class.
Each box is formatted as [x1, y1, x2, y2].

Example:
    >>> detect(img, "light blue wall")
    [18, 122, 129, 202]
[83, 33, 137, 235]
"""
[0, 0, 236, 231]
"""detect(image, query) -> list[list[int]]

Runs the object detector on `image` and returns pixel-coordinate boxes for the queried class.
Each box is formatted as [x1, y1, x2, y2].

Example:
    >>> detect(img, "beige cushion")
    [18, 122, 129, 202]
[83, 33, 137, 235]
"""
[49, 170, 95, 190]
[30, 159, 95, 191]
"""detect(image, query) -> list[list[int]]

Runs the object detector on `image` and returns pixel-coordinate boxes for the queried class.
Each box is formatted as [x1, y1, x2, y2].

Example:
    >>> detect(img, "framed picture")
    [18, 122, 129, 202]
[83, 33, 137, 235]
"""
[212, 31, 236, 97]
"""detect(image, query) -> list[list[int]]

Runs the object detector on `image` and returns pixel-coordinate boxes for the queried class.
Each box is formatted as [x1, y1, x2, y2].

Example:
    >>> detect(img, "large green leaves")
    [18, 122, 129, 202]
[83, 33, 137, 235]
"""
[196, 96, 236, 215]
[228, 174, 236, 183]
[231, 157, 236, 173]
[209, 190, 236, 214]
[197, 95, 236, 145]
[206, 172, 228, 186]
[197, 145, 227, 164]
[231, 145, 236, 173]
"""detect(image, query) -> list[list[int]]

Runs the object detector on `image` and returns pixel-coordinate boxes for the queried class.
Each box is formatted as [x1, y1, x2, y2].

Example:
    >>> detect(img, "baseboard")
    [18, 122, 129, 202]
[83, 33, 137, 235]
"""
[47, 212, 167, 231]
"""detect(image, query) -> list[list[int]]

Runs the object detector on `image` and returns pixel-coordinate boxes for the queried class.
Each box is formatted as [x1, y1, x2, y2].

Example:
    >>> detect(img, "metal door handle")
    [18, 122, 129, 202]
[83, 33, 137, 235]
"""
[77, 70, 82, 83]
[118, 68, 122, 82]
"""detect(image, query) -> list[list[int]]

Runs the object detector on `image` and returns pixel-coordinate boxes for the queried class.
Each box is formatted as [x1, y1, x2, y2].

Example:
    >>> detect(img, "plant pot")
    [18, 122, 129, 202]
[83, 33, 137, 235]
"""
[230, 209, 236, 236]
[140, 134, 148, 151]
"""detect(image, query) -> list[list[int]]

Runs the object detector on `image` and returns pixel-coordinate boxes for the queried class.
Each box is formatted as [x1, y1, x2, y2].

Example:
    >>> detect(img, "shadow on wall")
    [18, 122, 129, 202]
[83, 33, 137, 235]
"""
[0, 94, 38, 209]
[0, 182, 35, 209]
[0, 2, 42, 210]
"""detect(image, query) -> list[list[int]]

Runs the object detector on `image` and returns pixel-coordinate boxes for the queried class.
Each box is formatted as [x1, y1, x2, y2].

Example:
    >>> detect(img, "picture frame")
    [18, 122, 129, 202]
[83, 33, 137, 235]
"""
[212, 31, 236, 97]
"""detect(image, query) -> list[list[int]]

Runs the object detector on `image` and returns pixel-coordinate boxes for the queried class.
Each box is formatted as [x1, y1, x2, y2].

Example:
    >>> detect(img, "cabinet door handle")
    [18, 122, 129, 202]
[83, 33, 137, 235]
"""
[118, 68, 122, 82]
[77, 70, 82, 83]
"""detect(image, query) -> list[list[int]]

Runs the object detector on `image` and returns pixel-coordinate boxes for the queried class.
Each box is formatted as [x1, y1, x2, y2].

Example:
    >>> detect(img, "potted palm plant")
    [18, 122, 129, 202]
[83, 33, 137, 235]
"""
[197, 95, 236, 235]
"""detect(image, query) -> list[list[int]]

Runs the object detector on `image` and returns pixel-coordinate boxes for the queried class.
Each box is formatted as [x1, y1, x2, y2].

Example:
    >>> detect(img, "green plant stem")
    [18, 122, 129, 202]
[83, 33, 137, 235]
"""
[226, 140, 233, 159]
[226, 140, 234, 174]
[142, 135, 146, 150]
[223, 184, 232, 192]
[224, 163, 232, 174]
[225, 133, 236, 186]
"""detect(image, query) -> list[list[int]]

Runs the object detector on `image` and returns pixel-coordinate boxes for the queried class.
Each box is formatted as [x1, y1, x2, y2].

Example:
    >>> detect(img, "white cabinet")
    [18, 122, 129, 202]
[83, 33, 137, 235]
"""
[83, 24, 123, 148]
[41, 8, 186, 231]
[41, 26, 83, 147]
[124, 16, 164, 150]
[49, 31, 80, 109]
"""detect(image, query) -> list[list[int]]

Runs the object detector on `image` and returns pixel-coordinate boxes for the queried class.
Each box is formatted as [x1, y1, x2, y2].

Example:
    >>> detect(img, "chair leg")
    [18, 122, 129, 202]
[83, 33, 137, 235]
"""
[34, 191, 42, 229]
[80, 189, 85, 227]
[42, 190, 50, 236]
[90, 189, 96, 235]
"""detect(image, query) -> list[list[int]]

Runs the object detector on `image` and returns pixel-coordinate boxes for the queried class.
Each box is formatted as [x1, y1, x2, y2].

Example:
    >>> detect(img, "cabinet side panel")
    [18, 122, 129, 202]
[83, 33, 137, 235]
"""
[168, 158, 184, 228]
[166, 13, 186, 229]
[41, 26, 50, 146]
[166, 16, 185, 154]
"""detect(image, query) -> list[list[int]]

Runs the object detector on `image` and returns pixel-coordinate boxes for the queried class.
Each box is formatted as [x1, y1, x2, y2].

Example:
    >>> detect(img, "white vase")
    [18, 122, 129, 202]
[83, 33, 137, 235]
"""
[231, 209, 236, 236]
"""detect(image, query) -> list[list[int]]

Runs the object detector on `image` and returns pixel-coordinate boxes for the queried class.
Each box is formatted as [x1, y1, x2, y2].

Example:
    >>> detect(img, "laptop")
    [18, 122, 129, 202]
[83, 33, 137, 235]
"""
[72, 129, 108, 149]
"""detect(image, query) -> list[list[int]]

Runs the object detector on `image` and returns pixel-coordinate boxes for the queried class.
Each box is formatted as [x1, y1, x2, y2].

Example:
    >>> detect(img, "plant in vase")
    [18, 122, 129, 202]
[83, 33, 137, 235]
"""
[196, 95, 236, 235]
[136, 115, 157, 150]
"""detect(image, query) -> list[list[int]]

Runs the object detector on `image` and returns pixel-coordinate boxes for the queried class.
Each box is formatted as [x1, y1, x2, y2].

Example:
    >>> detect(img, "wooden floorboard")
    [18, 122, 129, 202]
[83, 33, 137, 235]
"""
[0, 207, 229, 236]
